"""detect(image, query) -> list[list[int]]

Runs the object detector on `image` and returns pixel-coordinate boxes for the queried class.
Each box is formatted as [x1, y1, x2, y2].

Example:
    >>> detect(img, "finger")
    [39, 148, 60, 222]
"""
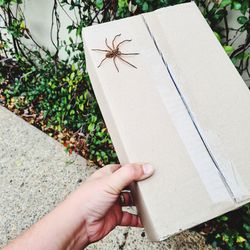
[119, 191, 134, 206]
[88, 164, 121, 181]
[107, 163, 154, 194]
[119, 211, 143, 227]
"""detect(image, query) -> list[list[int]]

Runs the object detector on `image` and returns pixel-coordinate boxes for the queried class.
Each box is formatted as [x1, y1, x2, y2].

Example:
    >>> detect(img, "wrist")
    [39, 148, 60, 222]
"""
[4, 192, 89, 250]
[59, 189, 90, 250]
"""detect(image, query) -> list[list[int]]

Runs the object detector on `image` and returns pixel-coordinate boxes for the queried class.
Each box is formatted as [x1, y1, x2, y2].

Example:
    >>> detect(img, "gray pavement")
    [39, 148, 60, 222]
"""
[0, 106, 214, 249]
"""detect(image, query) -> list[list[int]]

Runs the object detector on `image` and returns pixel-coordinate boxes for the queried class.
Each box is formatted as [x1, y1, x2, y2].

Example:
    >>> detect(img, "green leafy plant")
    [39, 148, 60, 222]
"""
[196, 203, 250, 249]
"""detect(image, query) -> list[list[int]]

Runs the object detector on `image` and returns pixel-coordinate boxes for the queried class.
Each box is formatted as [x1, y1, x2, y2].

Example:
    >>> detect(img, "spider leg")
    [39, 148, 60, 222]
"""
[117, 39, 132, 49]
[117, 55, 137, 69]
[97, 57, 108, 68]
[92, 48, 109, 52]
[112, 34, 121, 49]
[120, 52, 140, 55]
[105, 38, 113, 50]
[113, 56, 119, 72]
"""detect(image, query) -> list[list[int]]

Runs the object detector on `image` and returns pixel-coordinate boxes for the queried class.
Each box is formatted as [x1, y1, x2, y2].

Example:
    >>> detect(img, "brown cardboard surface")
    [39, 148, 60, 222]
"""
[83, 2, 250, 241]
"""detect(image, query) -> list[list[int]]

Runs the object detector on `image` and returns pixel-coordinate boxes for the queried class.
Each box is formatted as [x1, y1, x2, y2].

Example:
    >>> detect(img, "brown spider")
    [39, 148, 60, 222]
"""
[92, 33, 139, 72]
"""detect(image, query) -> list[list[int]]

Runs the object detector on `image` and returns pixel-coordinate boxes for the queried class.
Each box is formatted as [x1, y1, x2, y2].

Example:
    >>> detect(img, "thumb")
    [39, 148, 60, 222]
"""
[106, 163, 154, 194]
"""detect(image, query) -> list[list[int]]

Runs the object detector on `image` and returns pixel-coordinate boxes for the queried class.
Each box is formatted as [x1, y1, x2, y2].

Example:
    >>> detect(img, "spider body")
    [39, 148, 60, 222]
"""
[92, 34, 139, 72]
[106, 49, 120, 58]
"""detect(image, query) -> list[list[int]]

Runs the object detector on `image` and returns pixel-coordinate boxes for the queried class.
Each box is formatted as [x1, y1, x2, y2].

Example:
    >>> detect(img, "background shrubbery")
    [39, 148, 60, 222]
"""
[0, 0, 250, 249]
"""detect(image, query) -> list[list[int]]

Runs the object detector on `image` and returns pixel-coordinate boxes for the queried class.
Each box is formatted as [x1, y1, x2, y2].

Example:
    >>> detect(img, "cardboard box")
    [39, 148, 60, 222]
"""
[83, 2, 250, 241]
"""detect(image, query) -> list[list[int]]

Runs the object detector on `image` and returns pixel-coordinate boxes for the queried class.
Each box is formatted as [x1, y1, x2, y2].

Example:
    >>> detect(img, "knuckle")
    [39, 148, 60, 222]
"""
[123, 163, 143, 179]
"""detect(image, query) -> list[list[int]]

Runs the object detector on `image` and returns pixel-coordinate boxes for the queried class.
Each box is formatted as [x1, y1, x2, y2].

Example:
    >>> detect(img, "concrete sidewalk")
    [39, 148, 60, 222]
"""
[0, 106, 213, 249]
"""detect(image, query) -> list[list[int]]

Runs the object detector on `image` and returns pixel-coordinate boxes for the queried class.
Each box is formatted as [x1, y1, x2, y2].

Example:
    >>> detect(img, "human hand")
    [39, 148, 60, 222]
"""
[70, 163, 154, 247]
[3, 163, 154, 250]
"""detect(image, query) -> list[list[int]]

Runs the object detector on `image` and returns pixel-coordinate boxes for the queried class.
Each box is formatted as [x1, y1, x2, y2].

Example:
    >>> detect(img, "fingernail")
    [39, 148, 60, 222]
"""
[143, 163, 154, 175]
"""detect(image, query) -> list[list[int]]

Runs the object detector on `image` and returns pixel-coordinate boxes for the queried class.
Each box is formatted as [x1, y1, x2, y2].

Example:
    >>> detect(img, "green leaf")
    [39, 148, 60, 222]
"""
[223, 45, 234, 54]
[70, 72, 75, 80]
[88, 123, 95, 132]
[76, 26, 82, 37]
[20, 20, 26, 29]
[96, 0, 103, 10]
[79, 103, 84, 111]
[142, 2, 149, 12]
[62, 97, 67, 105]
[243, 224, 250, 233]
[220, 0, 232, 8]
[236, 236, 246, 243]
[232, 1, 241, 10]
[241, 0, 249, 15]
[222, 233, 230, 242]
[237, 16, 248, 25]
[91, 115, 97, 123]
[214, 32, 221, 42]
[220, 215, 229, 221]
[118, 0, 128, 9]
[71, 64, 76, 71]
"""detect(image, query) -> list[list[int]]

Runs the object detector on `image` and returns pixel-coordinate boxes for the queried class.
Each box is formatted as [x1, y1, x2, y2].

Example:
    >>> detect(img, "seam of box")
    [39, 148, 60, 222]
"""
[141, 14, 237, 203]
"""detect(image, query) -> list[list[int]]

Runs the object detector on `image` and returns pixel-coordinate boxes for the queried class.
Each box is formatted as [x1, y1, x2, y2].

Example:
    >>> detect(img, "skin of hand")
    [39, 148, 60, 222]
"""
[4, 163, 154, 250]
